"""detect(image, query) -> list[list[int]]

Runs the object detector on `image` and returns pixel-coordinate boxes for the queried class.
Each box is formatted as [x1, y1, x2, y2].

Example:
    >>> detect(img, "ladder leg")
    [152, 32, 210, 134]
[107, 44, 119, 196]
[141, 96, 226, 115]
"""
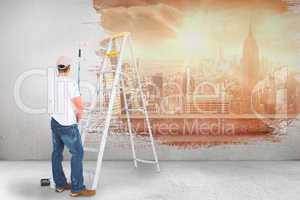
[121, 76, 137, 168]
[81, 90, 98, 146]
[92, 35, 128, 190]
[128, 37, 160, 172]
[83, 38, 114, 190]
[144, 111, 160, 172]
[140, 89, 160, 171]
[92, 125, 108, 190]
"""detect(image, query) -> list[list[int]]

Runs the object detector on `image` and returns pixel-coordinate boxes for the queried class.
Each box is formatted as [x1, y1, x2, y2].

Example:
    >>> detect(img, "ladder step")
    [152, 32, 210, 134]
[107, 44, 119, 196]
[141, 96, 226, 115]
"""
[127, 108, 144, 112]
[90, 110, 106, 114]
[126, 90, 141, 95]
[136, 132, 149, 136]
[103, 69, 116, 74]
[100, 88, 113, 92]
[135, 158, 157, 164]
[100, 87, 123, 92]
[84, 147, 99, 153]
[86, 125, 122, 133]
[103, 69, 124, 76]
[87, 129, 102, 134]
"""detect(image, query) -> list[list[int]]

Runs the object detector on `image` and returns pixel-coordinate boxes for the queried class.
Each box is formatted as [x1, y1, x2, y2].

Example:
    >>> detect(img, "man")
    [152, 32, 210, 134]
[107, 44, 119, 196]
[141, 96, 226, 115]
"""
[49, 56, 96, 197]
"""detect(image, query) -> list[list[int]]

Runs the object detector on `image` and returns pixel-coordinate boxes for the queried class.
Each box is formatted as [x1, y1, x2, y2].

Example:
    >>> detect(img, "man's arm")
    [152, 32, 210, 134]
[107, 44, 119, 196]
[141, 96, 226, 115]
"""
[72, 96, 84, 122]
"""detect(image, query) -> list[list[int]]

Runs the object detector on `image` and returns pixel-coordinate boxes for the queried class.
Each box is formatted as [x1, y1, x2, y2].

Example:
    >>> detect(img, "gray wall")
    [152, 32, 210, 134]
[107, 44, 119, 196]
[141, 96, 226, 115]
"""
[1, 0, 300, 161]
[0, 0, 104, 160]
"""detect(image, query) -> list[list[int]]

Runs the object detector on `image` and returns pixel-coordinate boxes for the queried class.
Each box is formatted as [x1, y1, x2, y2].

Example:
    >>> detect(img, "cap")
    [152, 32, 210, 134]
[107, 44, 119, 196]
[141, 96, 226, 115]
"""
[56, 56, 72, 69]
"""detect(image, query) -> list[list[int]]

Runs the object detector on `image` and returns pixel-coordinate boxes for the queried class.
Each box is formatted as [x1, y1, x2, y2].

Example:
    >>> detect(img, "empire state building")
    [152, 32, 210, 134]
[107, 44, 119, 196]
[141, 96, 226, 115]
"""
[241, 25, 261, 103]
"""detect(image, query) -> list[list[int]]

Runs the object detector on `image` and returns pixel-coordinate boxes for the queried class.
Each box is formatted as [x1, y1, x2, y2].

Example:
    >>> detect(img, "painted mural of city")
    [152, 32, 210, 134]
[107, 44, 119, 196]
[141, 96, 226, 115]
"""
[93, 0, 300, 148]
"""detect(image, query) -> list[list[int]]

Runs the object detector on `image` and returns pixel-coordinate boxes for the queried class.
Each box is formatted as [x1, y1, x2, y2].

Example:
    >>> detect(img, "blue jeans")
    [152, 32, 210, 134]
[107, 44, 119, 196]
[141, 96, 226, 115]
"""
[51, 118, 86, 192]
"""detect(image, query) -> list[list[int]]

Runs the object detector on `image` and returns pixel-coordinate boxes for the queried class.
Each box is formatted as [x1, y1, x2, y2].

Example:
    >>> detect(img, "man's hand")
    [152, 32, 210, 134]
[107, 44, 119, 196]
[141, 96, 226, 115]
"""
[72, 96, 84, 123]
[76, 111, 83, 123]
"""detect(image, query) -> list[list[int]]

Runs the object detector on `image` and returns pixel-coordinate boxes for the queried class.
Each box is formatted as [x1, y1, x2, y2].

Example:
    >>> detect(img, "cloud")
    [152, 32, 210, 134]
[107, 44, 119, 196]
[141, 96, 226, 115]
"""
[100, 4, 183, 42]
[96, 0, 290, 43]
[94, 0, 299, 65]
[95, 0, 288, 12]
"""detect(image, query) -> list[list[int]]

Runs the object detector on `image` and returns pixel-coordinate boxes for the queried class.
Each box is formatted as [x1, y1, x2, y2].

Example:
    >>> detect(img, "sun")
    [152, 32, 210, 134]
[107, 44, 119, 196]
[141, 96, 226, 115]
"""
[177, 14, 207, 56]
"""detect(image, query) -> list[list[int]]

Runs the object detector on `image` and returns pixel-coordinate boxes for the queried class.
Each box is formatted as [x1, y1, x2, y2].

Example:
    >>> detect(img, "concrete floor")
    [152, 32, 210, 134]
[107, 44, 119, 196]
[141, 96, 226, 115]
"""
[0, 161, 300, 200]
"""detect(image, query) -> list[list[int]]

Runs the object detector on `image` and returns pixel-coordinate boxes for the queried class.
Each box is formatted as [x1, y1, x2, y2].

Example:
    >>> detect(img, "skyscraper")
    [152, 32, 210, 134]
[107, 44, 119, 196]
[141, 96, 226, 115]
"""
[152, 73, 163, 97]
[240, 24, 261, 113]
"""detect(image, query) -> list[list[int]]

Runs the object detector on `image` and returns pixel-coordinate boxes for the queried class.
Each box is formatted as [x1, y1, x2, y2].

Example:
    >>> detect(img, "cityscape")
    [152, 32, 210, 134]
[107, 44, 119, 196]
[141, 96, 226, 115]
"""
[121, 24, 300, 147]
[141, 25, 298, 116]
[93, 0, 300, 147]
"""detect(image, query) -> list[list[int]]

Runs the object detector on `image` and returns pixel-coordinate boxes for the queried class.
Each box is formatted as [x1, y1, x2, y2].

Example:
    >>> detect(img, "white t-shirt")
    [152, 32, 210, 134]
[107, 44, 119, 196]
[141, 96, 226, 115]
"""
[49, 76, 80, 126]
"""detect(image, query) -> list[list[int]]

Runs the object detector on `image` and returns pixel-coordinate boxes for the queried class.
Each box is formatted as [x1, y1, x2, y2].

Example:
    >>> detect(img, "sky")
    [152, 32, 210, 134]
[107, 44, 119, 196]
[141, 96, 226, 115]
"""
[94, 0, 300, 69]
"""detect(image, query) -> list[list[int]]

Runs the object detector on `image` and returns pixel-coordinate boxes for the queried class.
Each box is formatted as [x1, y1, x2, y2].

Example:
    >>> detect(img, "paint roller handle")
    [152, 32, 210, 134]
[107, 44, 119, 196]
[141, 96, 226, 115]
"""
[78, 48, 82, 58]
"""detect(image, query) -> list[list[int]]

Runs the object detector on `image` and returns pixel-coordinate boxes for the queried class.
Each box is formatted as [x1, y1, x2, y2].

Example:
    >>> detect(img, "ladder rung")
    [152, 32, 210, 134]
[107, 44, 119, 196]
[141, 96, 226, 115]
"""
[84, 147, 98, 153]
[100, 88, 113, 92]
[90, 110, 107, 115]
[87, 129, 102, 133]
[89, 109, 119, 113]
[100, 87, 123, 92]
[127, 89, 140, 93]
[103, 70, 116, 74]
[103, 69, 124, 75]
[135, 158, 157, 164]
[136, 132, 149, 135]
[85, 124, 123, 133]
[127, 88, 137, 91]
[127, 108, 144, 112]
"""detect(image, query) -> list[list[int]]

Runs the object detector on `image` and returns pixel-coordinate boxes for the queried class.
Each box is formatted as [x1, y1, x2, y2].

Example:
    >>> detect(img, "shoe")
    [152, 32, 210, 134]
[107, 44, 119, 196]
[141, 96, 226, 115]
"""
[55, 183, 71, 193]
[70, 189, 96, 197]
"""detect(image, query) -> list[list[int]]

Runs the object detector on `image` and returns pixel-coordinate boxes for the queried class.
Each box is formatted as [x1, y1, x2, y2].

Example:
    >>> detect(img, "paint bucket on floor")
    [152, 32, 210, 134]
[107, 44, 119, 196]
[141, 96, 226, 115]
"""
[40, 178, 50, 186]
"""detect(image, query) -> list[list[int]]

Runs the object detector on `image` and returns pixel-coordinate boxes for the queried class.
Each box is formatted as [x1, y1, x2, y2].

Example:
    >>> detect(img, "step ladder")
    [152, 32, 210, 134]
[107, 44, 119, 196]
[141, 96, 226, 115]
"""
[81, 32, 160, 191]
